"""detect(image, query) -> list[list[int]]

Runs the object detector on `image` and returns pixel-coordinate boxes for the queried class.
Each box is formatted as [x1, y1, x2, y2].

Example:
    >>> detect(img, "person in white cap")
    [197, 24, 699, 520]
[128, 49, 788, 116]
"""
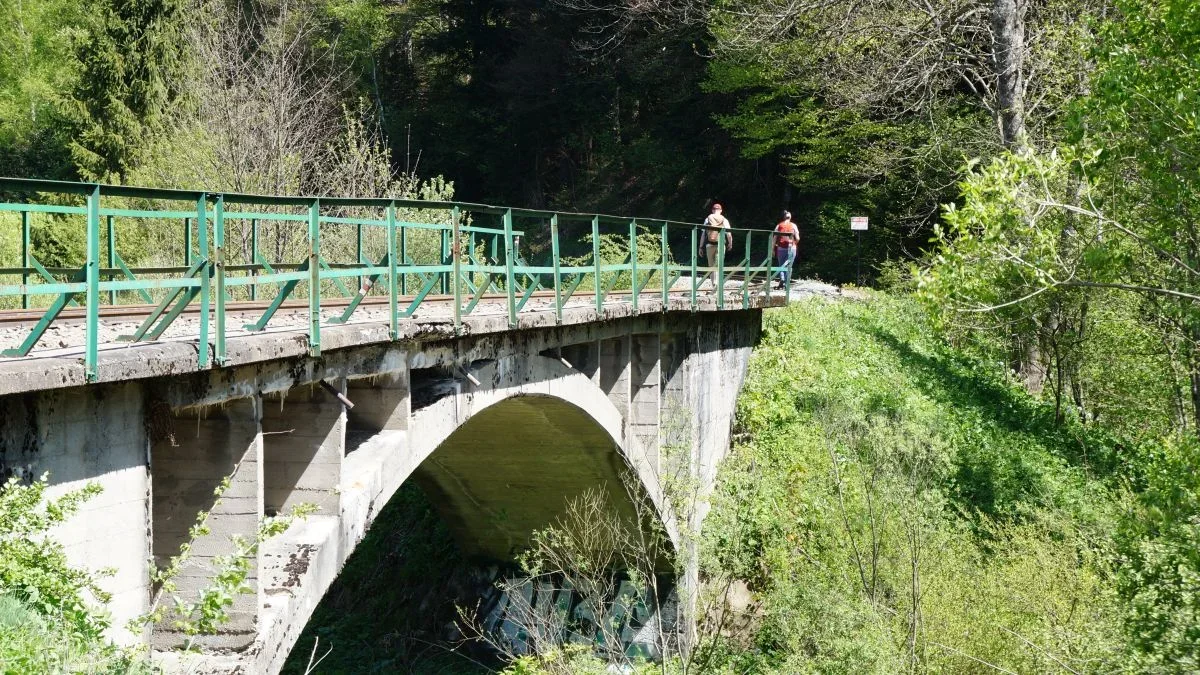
[700, 202, 732, 288]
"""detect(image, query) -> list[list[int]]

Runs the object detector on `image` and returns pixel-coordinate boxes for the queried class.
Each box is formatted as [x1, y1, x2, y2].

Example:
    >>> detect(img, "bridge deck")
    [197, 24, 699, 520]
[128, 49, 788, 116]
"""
[0, 285, 792, 396]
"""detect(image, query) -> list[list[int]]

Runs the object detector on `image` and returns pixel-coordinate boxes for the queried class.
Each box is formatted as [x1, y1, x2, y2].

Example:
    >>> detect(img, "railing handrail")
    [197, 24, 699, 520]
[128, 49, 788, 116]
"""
[0, 177, 793, 382]
[0, 177, 775, 234]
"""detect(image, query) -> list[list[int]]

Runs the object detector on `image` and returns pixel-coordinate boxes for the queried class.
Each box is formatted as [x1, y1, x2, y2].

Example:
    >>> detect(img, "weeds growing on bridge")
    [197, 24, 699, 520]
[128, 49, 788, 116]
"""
[138, 466, 318, 650]
[0, 462, 319, 670]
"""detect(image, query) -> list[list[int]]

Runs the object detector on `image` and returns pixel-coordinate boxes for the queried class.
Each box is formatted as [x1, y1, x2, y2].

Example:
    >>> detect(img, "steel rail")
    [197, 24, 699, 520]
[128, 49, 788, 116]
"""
[0, 284, 779, 327]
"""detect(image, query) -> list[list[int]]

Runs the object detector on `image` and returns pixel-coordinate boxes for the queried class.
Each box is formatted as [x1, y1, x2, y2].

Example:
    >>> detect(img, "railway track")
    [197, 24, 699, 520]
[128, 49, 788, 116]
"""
[0, 286, 740, 327]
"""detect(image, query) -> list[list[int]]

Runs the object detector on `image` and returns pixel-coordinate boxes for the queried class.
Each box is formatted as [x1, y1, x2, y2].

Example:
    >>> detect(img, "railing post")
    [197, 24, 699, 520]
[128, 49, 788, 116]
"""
[629, 219, 639, 313]
[85, 185, 101, 381]
[197, 194, 210, 369]
[551, 214, 562, 324]
[690, 226, 698, 311]
[250, 217, 258, 301]
[20, 211, 29, 310]
[452, 205, 462, 332]
[214, 195, 226, 364]
[744, 230, 752, 309]
[592, 215, 602, 313]
[387, 203, 399, 339]
[356, 221, 364, 295]
[503, 208, 517, 327]
[717, 224, 726, 309]
[106, 215, 116, 305]
[441, 227, 450, 294]
[660, 221, 669, 309]
[184, 217, 192, 267]
[399, 221, 408, 295]
[308, 198, 321, 356]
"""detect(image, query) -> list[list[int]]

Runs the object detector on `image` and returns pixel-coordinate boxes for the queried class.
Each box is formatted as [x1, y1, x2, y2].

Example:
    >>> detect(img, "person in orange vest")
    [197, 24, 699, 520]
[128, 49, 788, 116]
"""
[772, 210, 799, 288]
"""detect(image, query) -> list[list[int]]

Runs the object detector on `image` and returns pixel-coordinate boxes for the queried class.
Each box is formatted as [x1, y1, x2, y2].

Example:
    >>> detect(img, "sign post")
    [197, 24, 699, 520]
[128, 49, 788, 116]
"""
[850, 216, 868, 284]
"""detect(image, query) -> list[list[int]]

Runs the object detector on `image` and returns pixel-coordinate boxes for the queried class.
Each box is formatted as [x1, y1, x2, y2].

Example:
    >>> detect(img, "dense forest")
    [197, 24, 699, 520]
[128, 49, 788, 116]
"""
[0, 0, 1006, 281]
[2, 0, 1200, 672]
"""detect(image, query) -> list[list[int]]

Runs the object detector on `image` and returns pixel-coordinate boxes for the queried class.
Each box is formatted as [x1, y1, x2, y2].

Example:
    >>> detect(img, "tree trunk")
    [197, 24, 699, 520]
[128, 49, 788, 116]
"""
[995, 0, 1036, 388]
[1071, 298, 1088, 421]
[1190, 362, 1200, 433]
[992, 0, 1026, 150]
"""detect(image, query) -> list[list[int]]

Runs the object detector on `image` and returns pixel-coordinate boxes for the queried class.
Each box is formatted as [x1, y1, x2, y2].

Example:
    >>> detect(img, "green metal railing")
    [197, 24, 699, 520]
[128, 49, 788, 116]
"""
[0, 178, 791, 381]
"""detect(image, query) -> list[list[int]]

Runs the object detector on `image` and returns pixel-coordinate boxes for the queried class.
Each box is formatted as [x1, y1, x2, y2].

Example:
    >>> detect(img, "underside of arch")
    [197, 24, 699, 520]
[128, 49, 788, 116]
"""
[412, 394, 654, 561]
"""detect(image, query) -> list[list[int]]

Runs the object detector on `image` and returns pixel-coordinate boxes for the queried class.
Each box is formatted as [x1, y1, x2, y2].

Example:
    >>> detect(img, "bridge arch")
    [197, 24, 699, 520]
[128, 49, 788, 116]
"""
[340, 353, 678, 566]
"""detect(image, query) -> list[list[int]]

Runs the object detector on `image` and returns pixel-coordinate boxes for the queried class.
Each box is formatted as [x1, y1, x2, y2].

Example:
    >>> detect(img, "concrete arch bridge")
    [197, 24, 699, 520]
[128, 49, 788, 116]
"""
[0, 179, 786, 673]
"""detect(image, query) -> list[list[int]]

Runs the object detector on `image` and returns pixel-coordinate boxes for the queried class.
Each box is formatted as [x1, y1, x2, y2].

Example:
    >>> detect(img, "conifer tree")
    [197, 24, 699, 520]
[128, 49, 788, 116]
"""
[71, 0, 186, 181]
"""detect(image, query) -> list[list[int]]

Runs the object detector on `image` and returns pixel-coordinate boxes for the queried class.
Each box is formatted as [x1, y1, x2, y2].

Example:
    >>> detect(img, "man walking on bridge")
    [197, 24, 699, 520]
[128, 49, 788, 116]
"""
[701, 203, 733, 289]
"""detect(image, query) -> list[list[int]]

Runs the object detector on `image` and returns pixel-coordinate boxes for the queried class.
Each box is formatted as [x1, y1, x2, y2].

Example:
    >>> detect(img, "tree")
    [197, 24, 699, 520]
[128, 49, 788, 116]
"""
[71, 0, 186, 181]
[0, 0, 85, 179]
[918, 0, 1200, 431]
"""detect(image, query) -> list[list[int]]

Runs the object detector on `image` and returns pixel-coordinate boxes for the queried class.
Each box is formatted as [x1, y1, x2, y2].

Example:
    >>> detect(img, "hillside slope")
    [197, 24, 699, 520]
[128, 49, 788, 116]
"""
[699, 295, 1125, 673]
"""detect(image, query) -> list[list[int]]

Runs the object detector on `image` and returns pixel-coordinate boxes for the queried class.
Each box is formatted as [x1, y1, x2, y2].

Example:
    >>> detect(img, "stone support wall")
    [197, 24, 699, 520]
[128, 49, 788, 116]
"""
[151, 397, 263, 650]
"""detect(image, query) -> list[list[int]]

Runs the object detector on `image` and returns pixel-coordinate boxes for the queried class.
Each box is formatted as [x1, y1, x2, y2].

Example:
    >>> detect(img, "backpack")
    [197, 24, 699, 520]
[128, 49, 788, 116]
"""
[774, 221, 797, 247]
[706, 214, 727, 243]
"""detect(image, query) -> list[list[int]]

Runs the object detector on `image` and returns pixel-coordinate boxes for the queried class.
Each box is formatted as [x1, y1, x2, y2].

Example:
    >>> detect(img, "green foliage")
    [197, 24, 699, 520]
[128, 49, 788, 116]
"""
[1079, 0, 1200, 234]
[317, 0, 395, 83]
[911, 3, 1200, 667]
[0, 0, 85, 179]
[70, 0, 187, 181]
[559, 227, 672, 293]
[166, 504, 316, 643]
[125, 101, 458, 298]
[1117, 436, 1200, 669]
[142, 467, 316, 647]
[0, 594, 131, 674]
[917, 148, 1187, 438]
[919, 0, 1200, 433]
[0, 475, 108, 641]
[700, 297, 1124, 673]
[0, 476, 149, 673]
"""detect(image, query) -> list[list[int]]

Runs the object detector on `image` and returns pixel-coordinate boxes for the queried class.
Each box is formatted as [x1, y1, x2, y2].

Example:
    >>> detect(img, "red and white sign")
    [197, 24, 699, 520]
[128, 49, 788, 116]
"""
[850, 216, 869, 231]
